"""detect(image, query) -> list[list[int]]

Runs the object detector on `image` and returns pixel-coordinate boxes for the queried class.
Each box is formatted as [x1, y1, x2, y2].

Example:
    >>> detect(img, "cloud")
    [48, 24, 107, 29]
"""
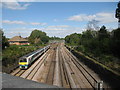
[2, 20, 26, 25]
[68, 14, 96, 21]
[67, 12, 117, 24]
[42, 25, 84, 37]
[30, 22, 47, 26]
[4, 27, 33, 38]
[95, 12, 117, 23]
[2, 20, 47, 26]
[2, 0, 30, 10]
[4, 25, 84, 38]
[53, 19, 58, 22]
[44, 25, 71, 31]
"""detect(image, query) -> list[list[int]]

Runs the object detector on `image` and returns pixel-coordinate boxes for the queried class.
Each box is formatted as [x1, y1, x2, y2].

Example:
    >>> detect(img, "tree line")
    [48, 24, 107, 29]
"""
[65, 26, 120, 73]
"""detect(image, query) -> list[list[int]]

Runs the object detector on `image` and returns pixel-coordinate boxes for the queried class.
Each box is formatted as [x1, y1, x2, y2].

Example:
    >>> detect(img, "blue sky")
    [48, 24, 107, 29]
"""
[2, 1, 118, 38]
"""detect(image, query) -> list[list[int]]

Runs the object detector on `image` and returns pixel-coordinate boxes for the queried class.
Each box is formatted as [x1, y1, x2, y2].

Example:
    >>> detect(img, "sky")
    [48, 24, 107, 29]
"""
[1, 1, 119, 38]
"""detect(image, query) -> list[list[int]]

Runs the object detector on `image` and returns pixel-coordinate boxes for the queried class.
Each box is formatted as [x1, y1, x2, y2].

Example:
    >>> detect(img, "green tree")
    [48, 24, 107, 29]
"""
[1, 30, 9, 50]
[65, 35, 70, 44]
[50, 36, 63, 40]
[41, 36, 49, 44]
[65, 33, 81, 46]
[110, 28, 120, 57]
[28, 29, 49, 45]
[81, 30, 95, 52]
[98, 25, 110, 40]
[98, 26, 110, 53]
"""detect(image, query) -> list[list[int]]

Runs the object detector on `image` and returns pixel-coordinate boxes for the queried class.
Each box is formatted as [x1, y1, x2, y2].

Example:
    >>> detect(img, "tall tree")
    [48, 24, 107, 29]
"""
[65, 33, 81, 46]
[28, 29, 49, 45]
[0, 29, 9, 50]
[98, 25, 110, 40]
[110, 28, 120, 57]
[97, 26, 110, 53]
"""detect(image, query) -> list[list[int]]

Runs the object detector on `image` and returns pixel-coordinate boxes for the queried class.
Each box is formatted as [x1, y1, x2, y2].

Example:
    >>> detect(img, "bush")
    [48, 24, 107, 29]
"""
[2, 45, 39, 68]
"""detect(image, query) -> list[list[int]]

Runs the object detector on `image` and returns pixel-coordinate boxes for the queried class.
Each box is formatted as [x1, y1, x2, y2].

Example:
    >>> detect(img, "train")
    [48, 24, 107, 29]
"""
[19, 45, 50, 69]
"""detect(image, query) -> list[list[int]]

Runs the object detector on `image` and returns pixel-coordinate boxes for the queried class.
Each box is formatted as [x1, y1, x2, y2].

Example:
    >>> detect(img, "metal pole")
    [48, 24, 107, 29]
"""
[44, 47, 45, 53]
[96, 81, 103, 90]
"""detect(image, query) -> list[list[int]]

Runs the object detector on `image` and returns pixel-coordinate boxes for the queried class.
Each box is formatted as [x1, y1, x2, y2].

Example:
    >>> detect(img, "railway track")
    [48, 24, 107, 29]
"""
[52, 44, 73, 88]
[10, 43, 103, 89]
[30, 44, 58, 84]
[25, 53, 49, 80]
[63, 45, 98, 88]
[66, 48, 98, 85]
[58, 43, 101, 88]
[11, 48, 50, 78]
[46, 47, 56, 85]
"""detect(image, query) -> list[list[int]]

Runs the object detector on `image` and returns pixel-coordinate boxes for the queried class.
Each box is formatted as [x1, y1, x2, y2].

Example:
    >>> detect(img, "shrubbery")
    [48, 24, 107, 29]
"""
[2, 45, 40, 67]
[65, 26, 120, 73]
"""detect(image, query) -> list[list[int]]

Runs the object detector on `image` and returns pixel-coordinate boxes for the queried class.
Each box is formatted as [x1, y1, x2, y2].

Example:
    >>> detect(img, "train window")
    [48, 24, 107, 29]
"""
[20, 59, 27, 62]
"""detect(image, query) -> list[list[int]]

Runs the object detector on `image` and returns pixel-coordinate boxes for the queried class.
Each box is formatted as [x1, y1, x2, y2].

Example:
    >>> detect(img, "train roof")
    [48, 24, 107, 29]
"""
[19, 48, 43, 59]
[19, 45, 50, 59]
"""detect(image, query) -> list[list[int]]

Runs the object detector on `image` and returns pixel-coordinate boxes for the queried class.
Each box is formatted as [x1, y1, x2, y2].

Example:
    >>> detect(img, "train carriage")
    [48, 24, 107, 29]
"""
[19, 45, 50, 69]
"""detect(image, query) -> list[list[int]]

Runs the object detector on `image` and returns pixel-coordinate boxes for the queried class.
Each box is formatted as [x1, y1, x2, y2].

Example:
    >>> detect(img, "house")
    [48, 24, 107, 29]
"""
[8, 36, 29, 45]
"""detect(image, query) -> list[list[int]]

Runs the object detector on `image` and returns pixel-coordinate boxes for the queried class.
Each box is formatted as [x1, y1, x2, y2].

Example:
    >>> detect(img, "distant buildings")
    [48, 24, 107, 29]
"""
[8, 36, 29, 45]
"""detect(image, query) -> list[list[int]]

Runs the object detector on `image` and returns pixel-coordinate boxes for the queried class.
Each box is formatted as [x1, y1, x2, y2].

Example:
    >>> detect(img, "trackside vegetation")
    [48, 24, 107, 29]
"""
[2, 45, 41, 73]
[2, 29, 50, 73]
[2, 45, 40, 67]
[65, 26, 120, 74]
[2, 29, 63, 73]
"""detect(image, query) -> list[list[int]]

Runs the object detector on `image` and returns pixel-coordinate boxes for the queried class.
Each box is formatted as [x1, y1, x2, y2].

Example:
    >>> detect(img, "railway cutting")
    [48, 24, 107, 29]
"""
[10, 43, 108, 89]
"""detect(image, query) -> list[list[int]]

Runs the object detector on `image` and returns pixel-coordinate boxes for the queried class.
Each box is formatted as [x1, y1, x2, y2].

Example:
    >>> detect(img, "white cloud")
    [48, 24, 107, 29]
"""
[44, 25, 71, 31]
[2, 0, 30, 10]
[30, 22, 47, 26]
[68, 14, 96, 21]
[4, 25, 84, 38]
[2, 20, 47, 26]
[95, 12, 117, 23]
[42, 25, 84, 37]
[4, 27, 33, 38]
[47, 25, 70, 28]
[67, 12, 117, 24]
[2, 20, 26, 24]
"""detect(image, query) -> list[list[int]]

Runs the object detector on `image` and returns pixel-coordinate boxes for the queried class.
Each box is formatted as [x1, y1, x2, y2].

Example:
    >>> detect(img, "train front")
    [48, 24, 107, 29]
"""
[19, 57, 28, 69]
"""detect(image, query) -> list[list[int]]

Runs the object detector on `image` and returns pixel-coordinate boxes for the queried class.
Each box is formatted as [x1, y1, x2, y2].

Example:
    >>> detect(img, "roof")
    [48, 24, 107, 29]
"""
[20, 48, 44, 58]
[9, 36, 28, 42]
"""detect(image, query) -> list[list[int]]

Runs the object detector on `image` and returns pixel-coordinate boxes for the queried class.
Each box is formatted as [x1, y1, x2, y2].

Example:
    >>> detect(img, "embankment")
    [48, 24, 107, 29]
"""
[66, 45, 120, 89]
